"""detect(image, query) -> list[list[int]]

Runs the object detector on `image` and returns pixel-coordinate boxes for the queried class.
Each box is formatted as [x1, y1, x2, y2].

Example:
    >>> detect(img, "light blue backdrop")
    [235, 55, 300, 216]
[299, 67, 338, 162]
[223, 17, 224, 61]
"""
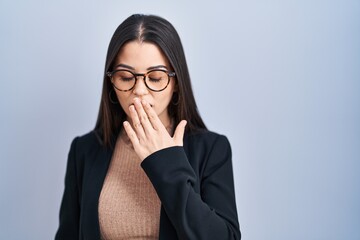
[1, 0, 359, 239]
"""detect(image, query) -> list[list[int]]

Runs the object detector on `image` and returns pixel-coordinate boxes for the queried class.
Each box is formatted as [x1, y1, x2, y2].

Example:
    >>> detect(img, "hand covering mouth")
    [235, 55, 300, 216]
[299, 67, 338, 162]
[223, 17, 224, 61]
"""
[129, 103, 153, 107]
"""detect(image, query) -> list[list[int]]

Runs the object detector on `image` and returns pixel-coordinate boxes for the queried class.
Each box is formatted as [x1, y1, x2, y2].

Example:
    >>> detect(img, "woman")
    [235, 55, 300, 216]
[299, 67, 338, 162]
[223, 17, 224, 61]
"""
[55, 14, 241, 240]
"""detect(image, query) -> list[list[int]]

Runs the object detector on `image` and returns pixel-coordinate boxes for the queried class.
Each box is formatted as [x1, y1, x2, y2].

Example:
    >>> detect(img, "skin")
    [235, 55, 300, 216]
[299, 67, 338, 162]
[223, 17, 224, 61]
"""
[112, 40, 187, 161]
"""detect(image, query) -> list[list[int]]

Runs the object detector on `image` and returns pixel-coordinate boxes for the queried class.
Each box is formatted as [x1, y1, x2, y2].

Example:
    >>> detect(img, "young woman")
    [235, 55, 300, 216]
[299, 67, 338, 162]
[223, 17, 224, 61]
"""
[55, 14, 241, 240]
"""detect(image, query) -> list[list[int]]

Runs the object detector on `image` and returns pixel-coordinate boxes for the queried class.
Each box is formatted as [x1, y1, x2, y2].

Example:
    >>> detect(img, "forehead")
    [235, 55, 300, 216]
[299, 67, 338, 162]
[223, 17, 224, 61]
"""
[115, 41, 170, 70]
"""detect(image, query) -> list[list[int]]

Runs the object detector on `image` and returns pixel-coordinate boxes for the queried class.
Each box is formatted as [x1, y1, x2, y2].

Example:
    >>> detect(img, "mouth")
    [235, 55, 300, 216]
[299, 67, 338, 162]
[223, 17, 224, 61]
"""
[129, 103, 153, 108]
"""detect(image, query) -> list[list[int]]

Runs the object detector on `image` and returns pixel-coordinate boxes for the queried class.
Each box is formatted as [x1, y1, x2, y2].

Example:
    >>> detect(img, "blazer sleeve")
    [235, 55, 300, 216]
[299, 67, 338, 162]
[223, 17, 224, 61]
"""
[55, 137, 80, 240]
[141, 134, 241, 240]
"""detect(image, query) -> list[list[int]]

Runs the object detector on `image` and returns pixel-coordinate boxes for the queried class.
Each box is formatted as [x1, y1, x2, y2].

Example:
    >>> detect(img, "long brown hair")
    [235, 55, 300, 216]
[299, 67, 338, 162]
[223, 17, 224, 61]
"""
[94, 14, 207, 148]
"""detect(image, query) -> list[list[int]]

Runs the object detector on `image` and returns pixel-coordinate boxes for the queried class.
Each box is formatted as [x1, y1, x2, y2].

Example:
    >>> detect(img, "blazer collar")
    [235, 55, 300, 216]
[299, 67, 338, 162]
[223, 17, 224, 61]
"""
[81, 143, 113, 240]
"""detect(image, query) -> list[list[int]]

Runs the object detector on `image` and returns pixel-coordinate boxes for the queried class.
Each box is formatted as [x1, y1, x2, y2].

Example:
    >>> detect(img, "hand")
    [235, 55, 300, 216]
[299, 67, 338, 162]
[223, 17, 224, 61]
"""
[123, 98, 187, 161]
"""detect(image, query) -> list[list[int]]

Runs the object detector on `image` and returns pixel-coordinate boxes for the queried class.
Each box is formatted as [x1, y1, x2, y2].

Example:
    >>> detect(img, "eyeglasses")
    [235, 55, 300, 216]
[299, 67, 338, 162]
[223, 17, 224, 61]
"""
[107, 69, 176, 92]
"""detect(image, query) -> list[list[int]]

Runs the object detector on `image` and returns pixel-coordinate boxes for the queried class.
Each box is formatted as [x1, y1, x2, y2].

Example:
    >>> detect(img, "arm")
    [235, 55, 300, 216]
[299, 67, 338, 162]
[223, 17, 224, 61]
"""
[55, 138, 80, 240]
[122, 98, 240, 239]
[141, 135, 241, 240]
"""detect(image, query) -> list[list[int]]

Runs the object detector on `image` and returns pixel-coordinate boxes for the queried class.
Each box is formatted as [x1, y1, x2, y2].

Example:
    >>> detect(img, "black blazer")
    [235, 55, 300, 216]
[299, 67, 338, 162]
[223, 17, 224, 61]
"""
[55, 130, 241, 239]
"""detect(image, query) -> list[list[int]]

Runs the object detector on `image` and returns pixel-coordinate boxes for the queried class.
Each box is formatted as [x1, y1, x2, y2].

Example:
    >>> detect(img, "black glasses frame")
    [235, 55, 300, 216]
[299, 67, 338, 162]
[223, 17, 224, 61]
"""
[106, 69, 176, 92]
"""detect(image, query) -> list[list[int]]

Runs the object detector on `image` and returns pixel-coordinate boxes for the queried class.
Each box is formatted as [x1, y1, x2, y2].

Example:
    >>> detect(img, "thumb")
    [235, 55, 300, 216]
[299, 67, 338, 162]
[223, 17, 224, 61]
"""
[173, 120, 187, 146]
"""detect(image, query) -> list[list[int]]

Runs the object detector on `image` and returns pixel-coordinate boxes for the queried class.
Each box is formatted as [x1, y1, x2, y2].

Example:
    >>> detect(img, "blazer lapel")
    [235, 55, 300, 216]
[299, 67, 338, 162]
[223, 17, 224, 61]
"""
[81, 145, 113, 240]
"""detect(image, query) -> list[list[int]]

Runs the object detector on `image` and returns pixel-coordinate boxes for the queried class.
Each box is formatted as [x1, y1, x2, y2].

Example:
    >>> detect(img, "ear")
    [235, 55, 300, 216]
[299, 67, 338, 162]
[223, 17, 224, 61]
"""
[173, 81, 179, 92]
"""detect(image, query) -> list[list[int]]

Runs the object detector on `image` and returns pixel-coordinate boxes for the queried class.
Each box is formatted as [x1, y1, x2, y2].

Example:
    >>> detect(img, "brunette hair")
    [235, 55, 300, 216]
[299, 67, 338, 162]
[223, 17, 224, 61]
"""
[94, 14, 207, 148]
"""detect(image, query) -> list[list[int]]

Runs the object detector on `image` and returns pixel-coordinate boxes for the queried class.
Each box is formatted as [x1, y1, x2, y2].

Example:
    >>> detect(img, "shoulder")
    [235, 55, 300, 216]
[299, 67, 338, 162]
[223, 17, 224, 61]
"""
[67, 130, 110, 178]
[74, 130, 102, 146]
[69, 130, 105, 158]
[185, 129, 230, 146]
[182, 130, 232, 178]
[184, 129, 231, 155]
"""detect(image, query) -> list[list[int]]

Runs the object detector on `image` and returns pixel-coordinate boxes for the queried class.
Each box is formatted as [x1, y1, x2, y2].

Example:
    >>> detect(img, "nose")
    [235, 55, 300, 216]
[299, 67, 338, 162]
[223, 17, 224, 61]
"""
[132, 77, 149, 96]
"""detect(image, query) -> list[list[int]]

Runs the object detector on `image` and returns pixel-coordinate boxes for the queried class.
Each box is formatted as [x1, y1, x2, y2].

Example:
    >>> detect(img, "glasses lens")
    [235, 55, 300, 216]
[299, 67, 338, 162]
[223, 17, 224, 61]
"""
[112, 70, 135, 91]
[146, 70, 169, 91]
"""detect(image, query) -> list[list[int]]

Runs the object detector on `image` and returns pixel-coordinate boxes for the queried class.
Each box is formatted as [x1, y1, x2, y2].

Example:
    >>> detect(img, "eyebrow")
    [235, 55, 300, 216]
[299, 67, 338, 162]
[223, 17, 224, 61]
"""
[114, 63, 168, 71]
[147, 65, 168, 71]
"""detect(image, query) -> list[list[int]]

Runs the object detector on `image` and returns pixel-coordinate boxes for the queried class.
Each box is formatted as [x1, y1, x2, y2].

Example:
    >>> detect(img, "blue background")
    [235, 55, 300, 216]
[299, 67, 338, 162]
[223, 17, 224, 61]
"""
[1, 0, 359, 239]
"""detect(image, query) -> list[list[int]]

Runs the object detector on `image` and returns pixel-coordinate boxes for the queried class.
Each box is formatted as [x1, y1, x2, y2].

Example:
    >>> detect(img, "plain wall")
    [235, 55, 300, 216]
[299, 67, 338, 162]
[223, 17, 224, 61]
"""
[1, 0, 359, 239]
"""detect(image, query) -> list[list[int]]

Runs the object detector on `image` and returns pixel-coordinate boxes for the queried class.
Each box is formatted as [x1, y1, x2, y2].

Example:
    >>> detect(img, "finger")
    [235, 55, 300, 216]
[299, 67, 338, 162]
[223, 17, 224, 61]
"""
[129, 104, 146, 140]
[173, 120, 187, 146]
[141, 99, 165, 131]
[133, 98, 153, 134]
[123, 121, 140, 147]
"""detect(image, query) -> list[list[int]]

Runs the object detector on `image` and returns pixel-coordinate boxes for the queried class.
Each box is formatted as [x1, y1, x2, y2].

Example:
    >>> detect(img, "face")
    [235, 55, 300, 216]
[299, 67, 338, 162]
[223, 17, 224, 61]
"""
[112, 41, 176, 127]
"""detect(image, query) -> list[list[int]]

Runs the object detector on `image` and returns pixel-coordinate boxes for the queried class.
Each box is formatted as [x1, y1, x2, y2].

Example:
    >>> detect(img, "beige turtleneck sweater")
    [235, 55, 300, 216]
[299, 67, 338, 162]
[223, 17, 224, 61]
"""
[98, 131, 161, 240]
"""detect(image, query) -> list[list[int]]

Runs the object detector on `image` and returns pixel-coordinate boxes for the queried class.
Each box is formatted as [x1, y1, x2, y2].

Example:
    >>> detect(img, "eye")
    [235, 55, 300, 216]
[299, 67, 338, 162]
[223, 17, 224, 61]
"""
[149, 77, 161, 82]
[148, 71, 166, 83]
[121, 77, 134, 82]
[114, 70, 135, 82]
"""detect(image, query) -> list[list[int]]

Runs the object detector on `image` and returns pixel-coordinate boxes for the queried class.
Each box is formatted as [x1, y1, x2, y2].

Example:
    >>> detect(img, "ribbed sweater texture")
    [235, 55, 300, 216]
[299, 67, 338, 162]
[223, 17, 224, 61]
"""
[98, 131, 161, 240]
